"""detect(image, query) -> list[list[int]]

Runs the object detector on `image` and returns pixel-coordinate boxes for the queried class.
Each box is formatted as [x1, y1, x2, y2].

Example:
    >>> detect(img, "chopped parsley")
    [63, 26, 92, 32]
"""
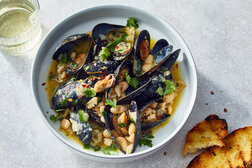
[55, 109, 66, 113]
[70, 62, 78, 69]
[60, 99, 68, 106]
[48, 74, 56, 80]
[155, 80, 176, 96]
[59, 53, 68, 65]
[118, 123, 126, 128]
[99, 33, 127, 61]
[49, 114, 63, 122]
[105, 98, 117, 108]
[84, 88, 96, 98]
[102, 110, 107, 118]
[138, 134, 154, 147]
[125, 71, 139, 89]
[102, 144, 119, 155]
[78, 110, 89, 123]
[83, 144, 101, 151]
[130, 118, 136, 125]
[99, 47, 111, 61]
[126, 17, 139, 29]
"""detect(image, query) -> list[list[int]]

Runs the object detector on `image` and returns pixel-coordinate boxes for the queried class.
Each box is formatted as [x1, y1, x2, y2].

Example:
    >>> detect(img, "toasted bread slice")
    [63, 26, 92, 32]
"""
[187, 126, 252, 168]
[183, 115, 228, 157]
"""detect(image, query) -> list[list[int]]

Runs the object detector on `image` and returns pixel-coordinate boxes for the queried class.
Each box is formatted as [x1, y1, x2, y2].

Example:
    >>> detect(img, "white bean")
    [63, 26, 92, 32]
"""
[128, 123, 136, 135]
[60, 119, 71, 129]
[87, 97, 98, 109]
[110, 105, 126, 114]
[104, 138, 113, 146]
[103, 129, 111, 138]
[126, 144, 133, 154]
[116, 137, 128, 152]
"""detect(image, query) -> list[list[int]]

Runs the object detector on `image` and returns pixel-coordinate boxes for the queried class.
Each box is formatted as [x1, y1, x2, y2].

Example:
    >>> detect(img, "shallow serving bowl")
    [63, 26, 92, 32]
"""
[31, 5, 197, 162]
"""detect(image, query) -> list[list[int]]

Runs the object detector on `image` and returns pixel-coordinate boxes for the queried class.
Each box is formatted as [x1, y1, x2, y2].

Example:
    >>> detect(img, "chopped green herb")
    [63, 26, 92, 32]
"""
[83, 144, 91, 149]
[49, 115, 62, 122]
[105, 98, 117, 108]
[78, 110, 89, 123]
[118, 123, 126, 128]
[126, 17, 139, 29]
[155, 80, 176, 96]
[84, 88, 96, 98]
[125, 71, 131, 84]
[60, 99, 68, 106]
[163, 80, 176, 95]
[156, 86, 164, 96]
[102, 144, 119, 155]
[94, 146, 101, 151]
[138, 138, 152, 147]
[130, 77, 139, 89]
[130, 118, 136, 125]
[59, 53, 68, 65]
[125, 71, 139, 89]
[102, 110, 107, 118]
[115, 49, 123, 54]
[70, 62, 78, 69]
[99, 33, 127, 61]
[85, 65, 90, 71]
[99, 47, 111, 61]
[55, 109, 66, 113]
[71, 77, 77, 81]
[138, 134, 154, 147]
[145, 134, 154, 139]
[48, 75, 57, 80]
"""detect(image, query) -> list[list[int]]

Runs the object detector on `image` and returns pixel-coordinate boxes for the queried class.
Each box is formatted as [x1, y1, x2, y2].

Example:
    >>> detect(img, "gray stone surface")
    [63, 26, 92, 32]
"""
[0, 0, 251, 167]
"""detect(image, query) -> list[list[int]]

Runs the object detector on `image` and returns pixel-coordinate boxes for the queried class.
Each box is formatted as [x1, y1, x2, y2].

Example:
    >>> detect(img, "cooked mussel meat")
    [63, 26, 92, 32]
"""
[52, 34, 93, 79]
[104, 101, 140, 154]
[92, 23, 135, 61]
[133, 30, 173, 78]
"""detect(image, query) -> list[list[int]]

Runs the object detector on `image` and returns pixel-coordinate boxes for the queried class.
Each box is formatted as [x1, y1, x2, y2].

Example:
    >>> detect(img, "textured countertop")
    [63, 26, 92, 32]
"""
[1, 0, 251, 167]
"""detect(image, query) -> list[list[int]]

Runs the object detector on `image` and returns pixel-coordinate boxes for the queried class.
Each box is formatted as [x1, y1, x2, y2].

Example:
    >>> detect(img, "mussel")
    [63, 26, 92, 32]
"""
[133, 30, 173, 78]
[52, 33, 93, 76]
[92, 23, 135, 61]
[51, 78, 94, 110]
[69, 108, 92, 144]
[104, 101, 141, 154]
[107, 60, 151, 104]
[139, 98, 170, 130]
[135, 49, 181, 105]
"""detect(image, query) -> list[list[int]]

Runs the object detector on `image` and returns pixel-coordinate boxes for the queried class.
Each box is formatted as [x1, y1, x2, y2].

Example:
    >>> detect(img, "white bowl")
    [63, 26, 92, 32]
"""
[31, 5, 197, 162]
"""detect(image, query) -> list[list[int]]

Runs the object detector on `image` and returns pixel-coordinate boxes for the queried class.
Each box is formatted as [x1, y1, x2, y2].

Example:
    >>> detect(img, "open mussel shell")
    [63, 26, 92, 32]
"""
[135, 49, 181, 107]
[104, 101, 141, 154]
[51, 78, 91, 110]
[133, 30, 173, 78]
[82, 61, 117, 77]
[52, 33, 93, 75]
[92, 23, 135, 61]
[92, 23, 125, 46]
[70, 108, 92, 144]
[86, 109, 105, 127]
[138, 99, 170, 130]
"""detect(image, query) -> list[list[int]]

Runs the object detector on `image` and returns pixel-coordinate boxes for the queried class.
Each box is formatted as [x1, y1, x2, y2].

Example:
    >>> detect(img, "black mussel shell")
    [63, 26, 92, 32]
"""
[133, 30, 173, 78]
[104, 101, 141, 154]
[92, 23, 125, 46]
[51, 78, 91, 110]
[138, 98, 170, 130]
[92, 23, 135, 61]
[70, 108, 92, 144]
[52, 34, 93, 75]
[135, 49, 181, 104]
[82, 61, 117, 77]
[86, 109, 105, 127]
[150, 39, 169, 55]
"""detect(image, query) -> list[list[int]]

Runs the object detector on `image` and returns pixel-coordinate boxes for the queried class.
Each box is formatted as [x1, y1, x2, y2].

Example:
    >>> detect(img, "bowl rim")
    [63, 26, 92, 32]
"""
[31, 4, 197, 159]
